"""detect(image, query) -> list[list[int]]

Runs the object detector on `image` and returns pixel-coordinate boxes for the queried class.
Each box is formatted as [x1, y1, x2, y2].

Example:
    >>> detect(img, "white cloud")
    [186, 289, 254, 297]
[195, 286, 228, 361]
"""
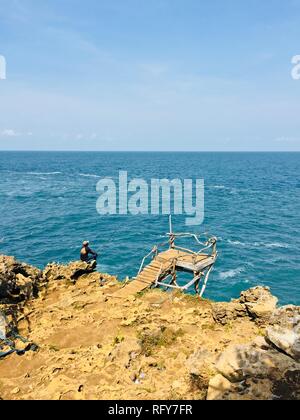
[0, 129, 33, 138]
[1, 129, 19, 137]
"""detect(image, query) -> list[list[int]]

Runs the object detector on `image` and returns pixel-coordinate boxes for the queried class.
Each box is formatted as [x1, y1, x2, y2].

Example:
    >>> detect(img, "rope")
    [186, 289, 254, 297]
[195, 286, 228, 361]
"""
[0, 337, 38, 359]
[0, 311, 38, 359]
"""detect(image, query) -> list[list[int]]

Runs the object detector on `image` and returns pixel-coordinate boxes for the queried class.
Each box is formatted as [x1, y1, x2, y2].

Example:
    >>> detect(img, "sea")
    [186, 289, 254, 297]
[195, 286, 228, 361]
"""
[0, 151, 299, 305]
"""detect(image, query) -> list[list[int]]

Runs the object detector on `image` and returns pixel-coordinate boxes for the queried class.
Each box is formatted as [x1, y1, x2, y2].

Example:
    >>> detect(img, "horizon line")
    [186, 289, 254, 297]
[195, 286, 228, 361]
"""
[0, 150, 299, 153]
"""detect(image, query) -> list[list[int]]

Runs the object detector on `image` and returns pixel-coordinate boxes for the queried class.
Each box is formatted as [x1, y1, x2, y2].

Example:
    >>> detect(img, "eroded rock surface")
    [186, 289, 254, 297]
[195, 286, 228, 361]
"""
[43, 260, 98, 282]
[0, 256, 42, 303]
[238, 286, 278, 323]
[0, 256, 299, 401]
[207, 308, 300, 400]
[213, 286, 278, 325]
[266, 306, 300, 362]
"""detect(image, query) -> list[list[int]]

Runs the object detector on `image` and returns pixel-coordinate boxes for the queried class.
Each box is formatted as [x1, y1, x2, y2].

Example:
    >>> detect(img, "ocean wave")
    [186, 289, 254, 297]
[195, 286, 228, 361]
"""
[228, 239, 289, 249]
[263, 242, 289, 249]
[210, 185, 227, 190]
[219, 267, 245, 280]
[227, 239, 247, 246]
[79, 173, 101, 178]
[209, 185, 239, 194]
[26, 172, 62, 176]
[3, 191, 35, 198]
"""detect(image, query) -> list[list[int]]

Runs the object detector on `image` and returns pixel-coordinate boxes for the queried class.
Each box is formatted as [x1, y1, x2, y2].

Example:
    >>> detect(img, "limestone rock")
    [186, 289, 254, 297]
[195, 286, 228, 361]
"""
[186, 349, 216, 377]
[215, 344, 293, 383]
[0, 255, 42, 303]
[212, 302, 247, 325]
[269, 305, 300, 329]
[207, 374, 232, 400]
[251, 335, 270, 350]
[214, 341, 300, 399]
[0, 254, 299, 401]
[43, 261, 97, 282]
[215, 345, 246, 382]
[267, 328, 300, 361]
[237, 286, 278, 322]
[266, 306, 300, 361]
[271, 368, 300, 400]
[212, 287, 278, 325]
[106, 337, 141, 369]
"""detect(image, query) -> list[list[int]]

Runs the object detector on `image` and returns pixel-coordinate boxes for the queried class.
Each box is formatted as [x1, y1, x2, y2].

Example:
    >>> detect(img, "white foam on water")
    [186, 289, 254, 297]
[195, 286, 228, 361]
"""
[79, 173, 101, 178]
[210, 185, 240, 195]
[228, 239, 289, 249]
[265, 242, 289, 249]
[253, 242, 289, 249]
[219, 267, 245, 280]
[210, 185, 227, 190]
[26, 172, 62, 176]
[227, 239, 247, 246]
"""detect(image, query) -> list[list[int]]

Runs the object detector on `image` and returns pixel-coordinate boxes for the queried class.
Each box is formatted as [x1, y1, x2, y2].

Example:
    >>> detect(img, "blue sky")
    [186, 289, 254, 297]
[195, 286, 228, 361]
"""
[0, 0, 300, 151]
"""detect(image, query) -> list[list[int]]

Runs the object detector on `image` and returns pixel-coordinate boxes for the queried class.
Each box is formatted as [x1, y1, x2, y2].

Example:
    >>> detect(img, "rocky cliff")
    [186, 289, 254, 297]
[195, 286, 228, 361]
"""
[0, 255, 299, 400]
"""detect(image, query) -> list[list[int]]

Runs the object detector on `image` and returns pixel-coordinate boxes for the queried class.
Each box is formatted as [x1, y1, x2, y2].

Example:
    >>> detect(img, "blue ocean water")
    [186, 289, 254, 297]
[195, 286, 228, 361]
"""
[0, 152, 299, 305]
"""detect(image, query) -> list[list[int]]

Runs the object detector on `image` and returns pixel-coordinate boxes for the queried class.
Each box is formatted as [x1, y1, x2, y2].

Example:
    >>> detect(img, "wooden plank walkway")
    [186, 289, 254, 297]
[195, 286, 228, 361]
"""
[110, 249, 213, 299]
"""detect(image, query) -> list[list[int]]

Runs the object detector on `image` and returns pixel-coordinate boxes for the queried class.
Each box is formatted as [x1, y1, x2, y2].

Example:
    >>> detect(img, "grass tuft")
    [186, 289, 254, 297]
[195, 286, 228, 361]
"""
[138, 326, 184, 356]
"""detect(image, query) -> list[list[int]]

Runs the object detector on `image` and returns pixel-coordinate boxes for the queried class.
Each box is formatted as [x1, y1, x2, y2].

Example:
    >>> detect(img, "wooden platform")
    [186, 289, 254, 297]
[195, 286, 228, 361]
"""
[110, 249, 216, 299]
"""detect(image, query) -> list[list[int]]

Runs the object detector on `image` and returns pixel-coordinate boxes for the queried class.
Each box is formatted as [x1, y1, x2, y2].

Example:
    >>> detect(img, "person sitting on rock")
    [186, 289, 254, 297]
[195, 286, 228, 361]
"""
[80, 241, 98, 263]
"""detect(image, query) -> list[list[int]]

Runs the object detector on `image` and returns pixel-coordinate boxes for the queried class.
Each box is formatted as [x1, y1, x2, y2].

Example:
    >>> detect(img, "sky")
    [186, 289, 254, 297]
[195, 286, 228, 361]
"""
[0, 0, 300, 151]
